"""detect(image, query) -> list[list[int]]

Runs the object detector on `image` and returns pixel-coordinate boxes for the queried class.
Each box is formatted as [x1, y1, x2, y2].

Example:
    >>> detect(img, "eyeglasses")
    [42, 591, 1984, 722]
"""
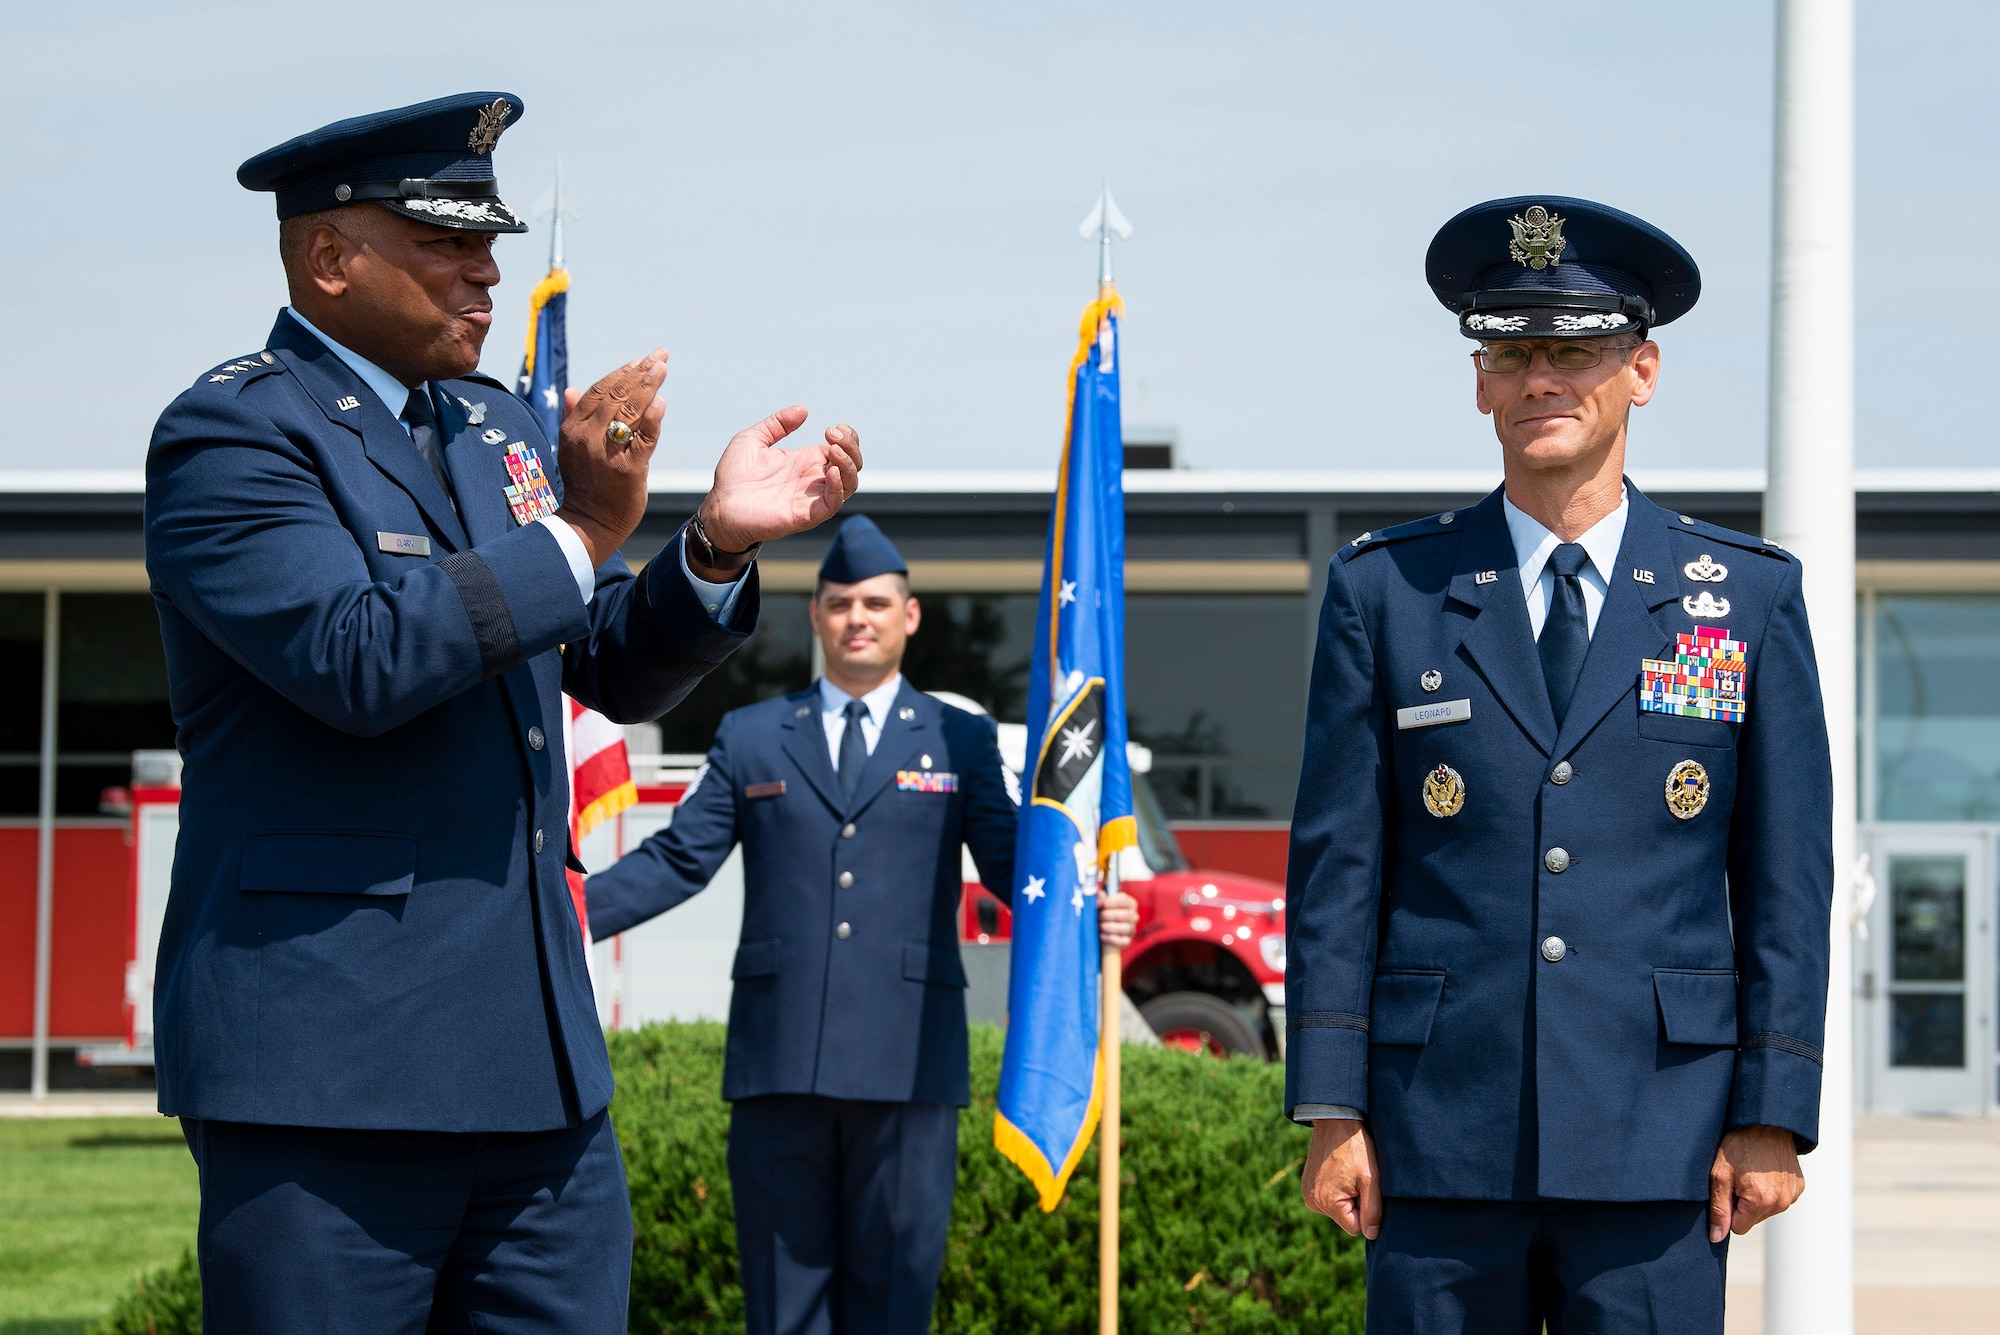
[1472, 339, 1641, 374]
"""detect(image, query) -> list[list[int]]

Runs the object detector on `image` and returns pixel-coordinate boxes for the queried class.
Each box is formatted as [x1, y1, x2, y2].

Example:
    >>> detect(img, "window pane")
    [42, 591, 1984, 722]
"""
[0, 594, 43, 815]
[1875, 595, 2000, 820]
[1889, 855, 1964, 982]
[1890, 993, 1965, 1068]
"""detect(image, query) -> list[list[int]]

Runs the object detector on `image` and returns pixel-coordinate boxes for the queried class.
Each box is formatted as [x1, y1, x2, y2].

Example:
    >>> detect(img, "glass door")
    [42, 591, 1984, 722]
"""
[1858, 830, 1991, 1114]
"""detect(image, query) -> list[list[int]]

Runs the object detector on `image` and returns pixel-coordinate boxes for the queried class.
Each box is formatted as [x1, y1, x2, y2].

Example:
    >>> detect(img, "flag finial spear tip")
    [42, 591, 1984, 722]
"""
[1078, 182, 1132, 290]
[549, 157, 565, 271]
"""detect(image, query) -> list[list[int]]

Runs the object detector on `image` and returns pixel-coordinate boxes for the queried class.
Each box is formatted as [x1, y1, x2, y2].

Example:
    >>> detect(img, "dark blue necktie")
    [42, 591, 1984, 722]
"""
[837, 698, 869, 803]
[1539, 543, 1592, 726]
[400, 386, 453, 499]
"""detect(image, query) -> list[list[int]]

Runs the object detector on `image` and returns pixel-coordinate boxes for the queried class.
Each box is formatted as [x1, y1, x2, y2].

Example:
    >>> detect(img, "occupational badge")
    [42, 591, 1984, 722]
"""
[500, 440, 559, 525]
[468, 99, 513, 154]
[1641, 628, 1747, 722]
[1682, 591, 1731, 619]
[1422, 763, 1465, 818]
[1665, 759, 1710, 820]
[1683, 553, 1728, 583]
[1507, 204, 1567, 270]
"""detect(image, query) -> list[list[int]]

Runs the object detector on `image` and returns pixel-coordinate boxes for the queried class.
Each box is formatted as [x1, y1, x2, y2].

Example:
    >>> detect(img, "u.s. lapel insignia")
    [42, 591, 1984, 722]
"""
[1422, 763, 1465, 818]
[1633, 568, 1656, 585]
[335, 395, 360, 411]
[1665, 759, 1710, 820]
[482, 428, 506, 445]
[1507, 204, 1567, 270]
[1683, 553, 1729, 583]
[468, 99, 513, 154]
[899, 706, 917, 721]
[1473, 570, 1499, 585]
[1682, 591, 1731, 619]
[500, 441, 559, 525]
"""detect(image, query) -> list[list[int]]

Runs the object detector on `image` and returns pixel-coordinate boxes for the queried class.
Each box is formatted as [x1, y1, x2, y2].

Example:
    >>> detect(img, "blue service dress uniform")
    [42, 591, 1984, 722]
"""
[1284, 484, 1834, 1331]
[587, 678, 1018, 1335]
[146, 306, 756, 1332]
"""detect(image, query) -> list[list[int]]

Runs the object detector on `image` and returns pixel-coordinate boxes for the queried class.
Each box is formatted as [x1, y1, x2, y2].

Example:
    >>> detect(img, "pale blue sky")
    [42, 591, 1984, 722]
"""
[0, 2, 1987, 474]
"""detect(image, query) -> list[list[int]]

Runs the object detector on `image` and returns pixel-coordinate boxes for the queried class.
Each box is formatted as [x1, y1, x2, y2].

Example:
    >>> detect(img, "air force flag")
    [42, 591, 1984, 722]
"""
[994, 286, 1136, 1211]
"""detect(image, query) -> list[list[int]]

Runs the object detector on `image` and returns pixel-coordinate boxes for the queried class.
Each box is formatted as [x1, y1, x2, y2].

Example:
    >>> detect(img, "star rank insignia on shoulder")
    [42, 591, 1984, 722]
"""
[196, 350, 281, 390]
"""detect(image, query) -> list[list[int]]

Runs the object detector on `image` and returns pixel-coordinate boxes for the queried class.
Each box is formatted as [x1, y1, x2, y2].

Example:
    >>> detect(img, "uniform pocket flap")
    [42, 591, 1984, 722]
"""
[1369, 969, 1446, 1045]
[1636, 710, 1735, 749]
[902, 941, 969, 989]
[1654, 968, 1740, 1046]
[239, 831, 416, 896]
[731, 939, 780, 980]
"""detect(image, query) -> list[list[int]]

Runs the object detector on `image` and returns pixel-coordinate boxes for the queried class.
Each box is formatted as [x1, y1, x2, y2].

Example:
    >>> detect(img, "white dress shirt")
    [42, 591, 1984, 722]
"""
[818, 674, 903, 769]
[285, 308, 744, 621]
[1503, 489, 1629, 641]
[1293, 490, 1630, 1125]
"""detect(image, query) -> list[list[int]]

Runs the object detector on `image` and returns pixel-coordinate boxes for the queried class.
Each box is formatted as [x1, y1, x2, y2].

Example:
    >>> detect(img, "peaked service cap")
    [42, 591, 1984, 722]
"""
[818, 516, 908, 586]
[1426, 195, 1699, 339]
[238, 91, 529, 233]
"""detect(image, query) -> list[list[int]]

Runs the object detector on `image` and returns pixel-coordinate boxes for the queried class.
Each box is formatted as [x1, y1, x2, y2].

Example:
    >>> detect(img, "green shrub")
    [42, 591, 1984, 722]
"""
[91, 1245, 201, 1335]
[610, 1023, 1364, 1335]
[91, 1022, 1366, 1335]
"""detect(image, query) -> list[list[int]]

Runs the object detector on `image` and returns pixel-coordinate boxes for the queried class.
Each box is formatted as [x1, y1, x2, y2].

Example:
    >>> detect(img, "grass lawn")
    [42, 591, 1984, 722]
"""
[0, 1118, 198, 1335]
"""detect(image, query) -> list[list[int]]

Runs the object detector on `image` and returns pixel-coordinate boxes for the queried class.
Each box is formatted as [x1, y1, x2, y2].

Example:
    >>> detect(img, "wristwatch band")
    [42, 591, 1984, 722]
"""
[685, 512, 761, 575]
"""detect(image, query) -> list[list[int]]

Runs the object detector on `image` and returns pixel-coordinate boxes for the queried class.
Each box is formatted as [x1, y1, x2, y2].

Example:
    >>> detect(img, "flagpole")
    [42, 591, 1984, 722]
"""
[1083, 179, 1132, 1335]
[1100, 861, 1121, 1335]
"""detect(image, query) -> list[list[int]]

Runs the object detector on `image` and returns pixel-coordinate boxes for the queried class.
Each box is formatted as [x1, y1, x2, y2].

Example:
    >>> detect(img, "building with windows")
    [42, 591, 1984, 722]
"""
[3, 466, 1998, 1113]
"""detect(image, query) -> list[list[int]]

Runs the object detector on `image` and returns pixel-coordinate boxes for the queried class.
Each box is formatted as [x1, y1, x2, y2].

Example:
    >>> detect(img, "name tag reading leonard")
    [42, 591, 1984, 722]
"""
[1396, 698, 1472, 730]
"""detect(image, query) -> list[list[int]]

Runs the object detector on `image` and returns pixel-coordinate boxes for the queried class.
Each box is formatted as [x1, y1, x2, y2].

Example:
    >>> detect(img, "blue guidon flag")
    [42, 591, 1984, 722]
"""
[994, 284, 1136, 1211]
[517, 262, 569, 442]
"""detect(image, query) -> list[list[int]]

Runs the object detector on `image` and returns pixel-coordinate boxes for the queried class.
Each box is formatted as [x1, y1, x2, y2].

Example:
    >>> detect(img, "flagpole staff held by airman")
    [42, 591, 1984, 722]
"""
[1081, 181, 1133, 1335]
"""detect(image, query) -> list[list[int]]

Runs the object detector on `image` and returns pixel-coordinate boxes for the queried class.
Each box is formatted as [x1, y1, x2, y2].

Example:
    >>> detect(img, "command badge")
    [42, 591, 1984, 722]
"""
[1683, 553, 1729, 583]
[1665, 759, 1710, 820]
[1508, 204, 1567, 269]
[1422, 763, 1465, 818]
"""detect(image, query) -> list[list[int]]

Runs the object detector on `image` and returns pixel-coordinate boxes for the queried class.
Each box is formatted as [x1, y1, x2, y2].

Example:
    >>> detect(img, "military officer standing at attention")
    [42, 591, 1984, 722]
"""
[146, 93, 859, 1334]
[1286, 198, 1834, 1333]
[587, 515, 1138, 1335]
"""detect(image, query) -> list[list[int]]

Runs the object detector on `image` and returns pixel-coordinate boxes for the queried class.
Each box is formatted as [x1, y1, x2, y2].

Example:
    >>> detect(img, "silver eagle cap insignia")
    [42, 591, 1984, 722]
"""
[468, 99, 513, 155]
[1508, 204, 1567, 270]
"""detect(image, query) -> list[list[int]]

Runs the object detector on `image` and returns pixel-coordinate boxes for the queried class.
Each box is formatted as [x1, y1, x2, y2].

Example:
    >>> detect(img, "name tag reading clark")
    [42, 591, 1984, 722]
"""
[1396, 698, 1472, 730]
[377, 531, 431, 557]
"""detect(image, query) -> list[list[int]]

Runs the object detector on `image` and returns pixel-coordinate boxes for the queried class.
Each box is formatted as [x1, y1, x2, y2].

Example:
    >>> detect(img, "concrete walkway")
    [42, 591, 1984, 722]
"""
[0, 1091, 163, 1118]
[1726, 1115, 2000, 1334]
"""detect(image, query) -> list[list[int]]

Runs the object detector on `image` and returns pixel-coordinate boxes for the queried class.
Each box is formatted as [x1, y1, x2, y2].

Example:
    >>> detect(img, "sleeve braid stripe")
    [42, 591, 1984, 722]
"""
[1741, 1030, 1823, 1065]
[1288, 1011, 1369, 1034]
[437, 550, 523, 679]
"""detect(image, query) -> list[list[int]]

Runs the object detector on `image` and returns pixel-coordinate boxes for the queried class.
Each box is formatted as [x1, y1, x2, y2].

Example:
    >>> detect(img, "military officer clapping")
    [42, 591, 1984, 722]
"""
[146, 92, 858, 1335]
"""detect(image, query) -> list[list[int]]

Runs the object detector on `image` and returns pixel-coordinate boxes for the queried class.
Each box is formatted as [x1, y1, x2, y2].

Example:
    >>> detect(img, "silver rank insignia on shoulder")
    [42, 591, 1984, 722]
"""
[1474, 570, 1499, 585]
[482, 428, 507, 445]
[1507, 204, 1566, 270]
[208, 374, 234, 383]
[1352, 531, 1373, 547]
[1420, 670, 1442, 692]
[1683, 591, 1731, 619]
[1683, 553, 1728, 582]
[1633, 569, 1655, 585]
[1423, 763, 1465, 818]
[1665, 759, 1710, 820]
[335, 395, 360, 411]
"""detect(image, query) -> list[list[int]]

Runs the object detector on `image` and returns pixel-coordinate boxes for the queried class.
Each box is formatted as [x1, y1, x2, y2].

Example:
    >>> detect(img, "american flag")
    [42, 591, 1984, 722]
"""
[564, 698, 638, 946]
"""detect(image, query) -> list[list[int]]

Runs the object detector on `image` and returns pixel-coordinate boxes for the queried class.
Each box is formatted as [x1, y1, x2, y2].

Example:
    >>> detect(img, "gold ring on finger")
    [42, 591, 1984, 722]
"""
[605, 419, 637, 447]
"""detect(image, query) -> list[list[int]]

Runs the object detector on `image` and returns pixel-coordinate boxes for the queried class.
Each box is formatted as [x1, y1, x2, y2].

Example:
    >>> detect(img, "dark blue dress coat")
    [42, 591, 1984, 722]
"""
[145, 310, 756, 1133]
[586, 680, 1017, 1106]
[1284, 484, 1834, 1202]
